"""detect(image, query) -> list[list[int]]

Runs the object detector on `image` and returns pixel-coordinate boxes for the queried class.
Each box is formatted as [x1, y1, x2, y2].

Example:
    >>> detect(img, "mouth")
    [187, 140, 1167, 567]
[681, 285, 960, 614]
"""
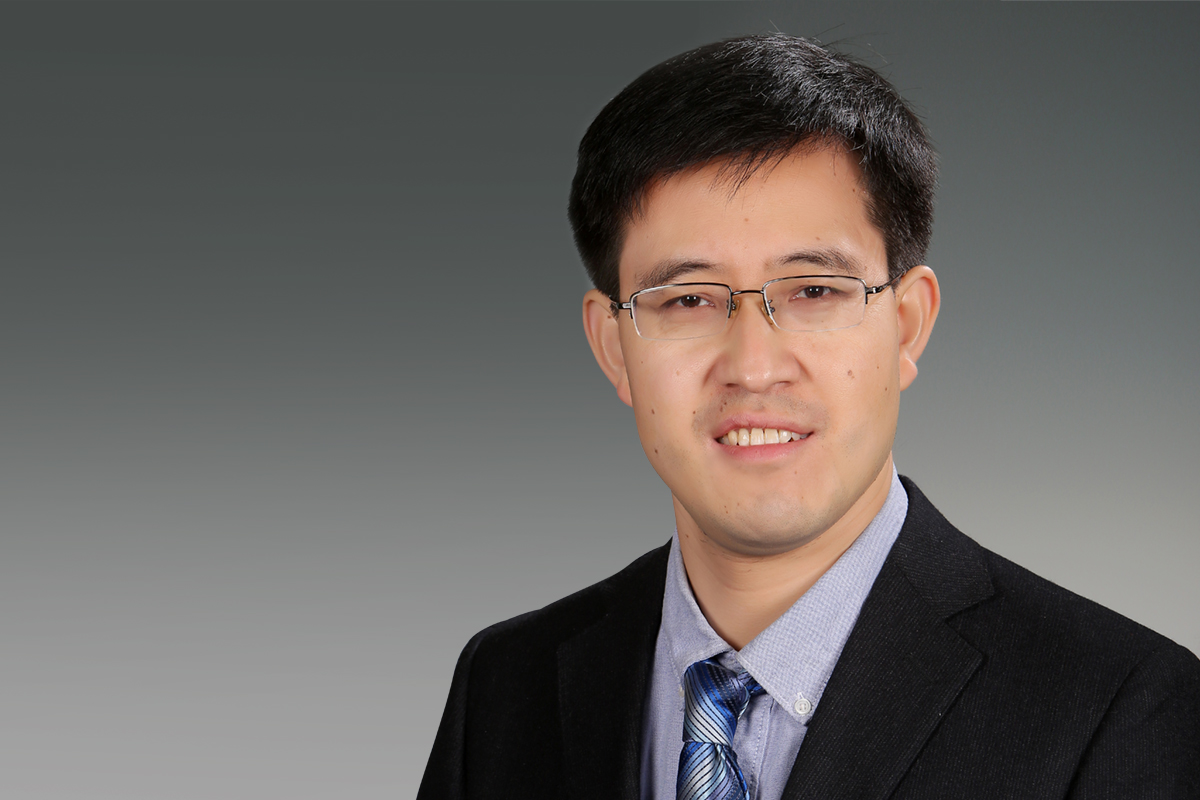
[716, 427, 811, 447]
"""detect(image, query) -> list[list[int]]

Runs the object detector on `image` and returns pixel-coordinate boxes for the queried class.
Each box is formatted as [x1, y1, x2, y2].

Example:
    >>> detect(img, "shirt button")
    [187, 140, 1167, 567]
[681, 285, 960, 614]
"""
[794, 698, 812, 715]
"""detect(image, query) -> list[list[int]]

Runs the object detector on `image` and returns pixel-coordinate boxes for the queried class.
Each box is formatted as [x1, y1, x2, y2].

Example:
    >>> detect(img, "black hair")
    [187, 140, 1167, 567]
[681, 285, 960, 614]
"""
[567, 34, 937, 301]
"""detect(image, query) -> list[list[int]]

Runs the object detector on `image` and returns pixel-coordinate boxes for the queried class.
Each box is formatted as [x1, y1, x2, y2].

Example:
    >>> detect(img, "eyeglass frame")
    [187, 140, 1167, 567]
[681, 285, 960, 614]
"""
[609, 272, 906, 339]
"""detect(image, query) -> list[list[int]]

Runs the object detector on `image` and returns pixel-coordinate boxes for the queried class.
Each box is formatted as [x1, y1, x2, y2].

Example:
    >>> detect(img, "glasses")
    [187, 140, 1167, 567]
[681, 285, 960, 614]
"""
[611, 274, 902, 341]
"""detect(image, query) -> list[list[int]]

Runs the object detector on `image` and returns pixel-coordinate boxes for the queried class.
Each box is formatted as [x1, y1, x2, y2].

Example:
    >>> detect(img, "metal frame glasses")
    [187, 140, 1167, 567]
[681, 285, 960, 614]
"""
[610, 273, 903, 341]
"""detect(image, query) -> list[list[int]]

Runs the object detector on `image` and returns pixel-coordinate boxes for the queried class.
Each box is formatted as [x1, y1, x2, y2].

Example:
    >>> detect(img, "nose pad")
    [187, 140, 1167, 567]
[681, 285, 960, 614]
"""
[730, 291, 776, 328]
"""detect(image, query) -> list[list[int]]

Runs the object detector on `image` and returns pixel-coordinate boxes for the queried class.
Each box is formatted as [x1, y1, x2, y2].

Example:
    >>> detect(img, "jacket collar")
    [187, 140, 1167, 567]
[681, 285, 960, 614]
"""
[557, 544, 669, 800]
[780, 476, 994, 800]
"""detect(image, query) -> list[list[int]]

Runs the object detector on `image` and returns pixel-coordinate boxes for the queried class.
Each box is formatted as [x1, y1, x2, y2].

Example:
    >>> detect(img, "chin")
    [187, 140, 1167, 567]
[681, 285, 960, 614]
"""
[705, 505, 836, 556]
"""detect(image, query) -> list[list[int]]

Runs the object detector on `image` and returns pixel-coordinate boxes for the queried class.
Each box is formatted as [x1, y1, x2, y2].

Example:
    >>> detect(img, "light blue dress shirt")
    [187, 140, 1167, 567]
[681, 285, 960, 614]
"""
[640, 469, 908, 800]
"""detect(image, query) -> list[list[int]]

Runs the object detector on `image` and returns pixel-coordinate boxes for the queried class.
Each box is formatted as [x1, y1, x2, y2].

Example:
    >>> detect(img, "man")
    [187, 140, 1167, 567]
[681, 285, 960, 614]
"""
[419, 34, 1199, 800]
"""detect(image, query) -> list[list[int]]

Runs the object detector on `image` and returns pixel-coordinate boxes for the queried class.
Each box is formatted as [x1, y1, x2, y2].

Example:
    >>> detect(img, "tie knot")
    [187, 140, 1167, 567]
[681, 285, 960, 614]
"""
[681, 659, 764, 746]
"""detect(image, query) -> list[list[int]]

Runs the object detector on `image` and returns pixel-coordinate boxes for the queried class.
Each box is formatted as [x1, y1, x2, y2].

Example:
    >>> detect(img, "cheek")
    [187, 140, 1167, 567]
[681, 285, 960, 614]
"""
[628, 353, 705, 447]
[632, 360, 719, 479]
[822, 340, 899, 444]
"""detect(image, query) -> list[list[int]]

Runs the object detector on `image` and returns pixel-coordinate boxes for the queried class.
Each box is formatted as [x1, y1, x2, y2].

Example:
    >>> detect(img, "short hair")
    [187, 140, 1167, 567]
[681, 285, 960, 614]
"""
[567, 34, 938, 302]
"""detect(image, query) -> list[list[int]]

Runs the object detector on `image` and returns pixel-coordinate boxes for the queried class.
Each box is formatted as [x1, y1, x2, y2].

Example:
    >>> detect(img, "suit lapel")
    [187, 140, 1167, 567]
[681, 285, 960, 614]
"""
[558, 545, 669, 800]
[781, 479, 994, 800]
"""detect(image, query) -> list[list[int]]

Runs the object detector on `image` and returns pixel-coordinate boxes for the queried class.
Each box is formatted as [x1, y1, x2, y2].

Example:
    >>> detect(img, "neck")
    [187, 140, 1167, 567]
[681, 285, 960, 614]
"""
[676, 457, 894, 650]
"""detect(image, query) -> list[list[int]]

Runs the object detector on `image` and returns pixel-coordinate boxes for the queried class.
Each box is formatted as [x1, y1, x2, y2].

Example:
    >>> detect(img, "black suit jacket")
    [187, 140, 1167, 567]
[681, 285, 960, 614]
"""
[419, 479, 1200, 799]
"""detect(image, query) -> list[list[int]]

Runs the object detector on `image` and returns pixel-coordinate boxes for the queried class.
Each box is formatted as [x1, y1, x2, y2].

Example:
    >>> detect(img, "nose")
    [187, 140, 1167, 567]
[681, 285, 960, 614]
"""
[713, 291, 802, 393]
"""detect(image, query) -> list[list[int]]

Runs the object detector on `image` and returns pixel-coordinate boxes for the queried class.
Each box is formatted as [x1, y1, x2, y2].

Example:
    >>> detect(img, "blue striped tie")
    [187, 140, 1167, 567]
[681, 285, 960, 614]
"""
[677, 658, 765, 800]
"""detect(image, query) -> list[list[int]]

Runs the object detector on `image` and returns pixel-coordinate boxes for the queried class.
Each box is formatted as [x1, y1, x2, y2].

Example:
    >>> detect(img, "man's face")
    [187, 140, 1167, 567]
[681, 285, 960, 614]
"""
[595, 147, 929, 557]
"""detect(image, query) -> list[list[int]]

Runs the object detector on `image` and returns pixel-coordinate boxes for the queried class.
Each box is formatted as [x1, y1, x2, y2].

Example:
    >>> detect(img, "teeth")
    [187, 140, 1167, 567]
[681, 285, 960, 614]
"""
[720, 428, 809, 446]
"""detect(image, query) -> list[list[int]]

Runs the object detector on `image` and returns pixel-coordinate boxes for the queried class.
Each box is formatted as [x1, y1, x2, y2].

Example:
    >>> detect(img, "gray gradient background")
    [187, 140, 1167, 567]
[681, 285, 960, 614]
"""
[2, 2, 1197, 798]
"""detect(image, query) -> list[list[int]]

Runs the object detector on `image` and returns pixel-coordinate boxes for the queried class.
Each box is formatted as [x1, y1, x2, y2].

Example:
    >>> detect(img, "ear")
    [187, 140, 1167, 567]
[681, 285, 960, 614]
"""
[895, 266, 940, 391]
[582, 288, 633, 407]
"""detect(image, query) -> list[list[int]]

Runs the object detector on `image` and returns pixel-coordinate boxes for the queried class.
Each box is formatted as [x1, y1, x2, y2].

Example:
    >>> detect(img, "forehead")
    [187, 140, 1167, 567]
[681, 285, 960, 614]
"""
[618, 147, 887, 294]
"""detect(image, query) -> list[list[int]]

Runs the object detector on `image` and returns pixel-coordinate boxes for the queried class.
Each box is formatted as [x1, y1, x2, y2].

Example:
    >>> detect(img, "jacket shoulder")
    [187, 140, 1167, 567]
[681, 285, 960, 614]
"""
[463, 542, 670, 667]
[887, 479, 1200, 797]
[418, 543, 670, 799]
[975, 544, 1196, 675]
[899, 476, 1193, 669]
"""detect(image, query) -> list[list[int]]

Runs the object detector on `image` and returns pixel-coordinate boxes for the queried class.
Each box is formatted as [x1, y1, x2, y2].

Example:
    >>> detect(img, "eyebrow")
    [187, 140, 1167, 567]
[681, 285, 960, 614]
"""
[632, 247, 867, 293]
[633, 259, 719, 293]
[779, 248, 866, 277]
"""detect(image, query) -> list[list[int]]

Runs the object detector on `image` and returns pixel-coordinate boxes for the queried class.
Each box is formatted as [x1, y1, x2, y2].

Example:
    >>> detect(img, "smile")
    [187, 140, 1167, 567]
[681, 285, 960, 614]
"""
[717, 428, 810, 447]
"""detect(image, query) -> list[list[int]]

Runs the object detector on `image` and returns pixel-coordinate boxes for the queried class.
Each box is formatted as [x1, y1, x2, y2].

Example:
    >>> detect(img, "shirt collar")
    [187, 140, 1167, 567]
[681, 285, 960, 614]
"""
[660, 468, 908, 724]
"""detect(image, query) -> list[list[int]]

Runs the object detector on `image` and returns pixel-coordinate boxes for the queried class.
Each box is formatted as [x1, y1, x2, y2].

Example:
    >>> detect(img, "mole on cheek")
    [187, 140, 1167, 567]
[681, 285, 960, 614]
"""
[847, 369, 854, 379]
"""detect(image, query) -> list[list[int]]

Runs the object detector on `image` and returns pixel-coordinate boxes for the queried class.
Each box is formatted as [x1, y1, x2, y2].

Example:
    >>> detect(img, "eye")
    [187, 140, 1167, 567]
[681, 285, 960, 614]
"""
[641, 285, 729, 317]
[794, 284, 837, 300]
[670, 294, 716, 309]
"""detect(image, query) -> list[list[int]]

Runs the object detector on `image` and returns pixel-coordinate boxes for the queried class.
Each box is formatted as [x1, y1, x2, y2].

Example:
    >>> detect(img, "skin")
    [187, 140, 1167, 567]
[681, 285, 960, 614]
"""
[583, 147, 940, 649]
